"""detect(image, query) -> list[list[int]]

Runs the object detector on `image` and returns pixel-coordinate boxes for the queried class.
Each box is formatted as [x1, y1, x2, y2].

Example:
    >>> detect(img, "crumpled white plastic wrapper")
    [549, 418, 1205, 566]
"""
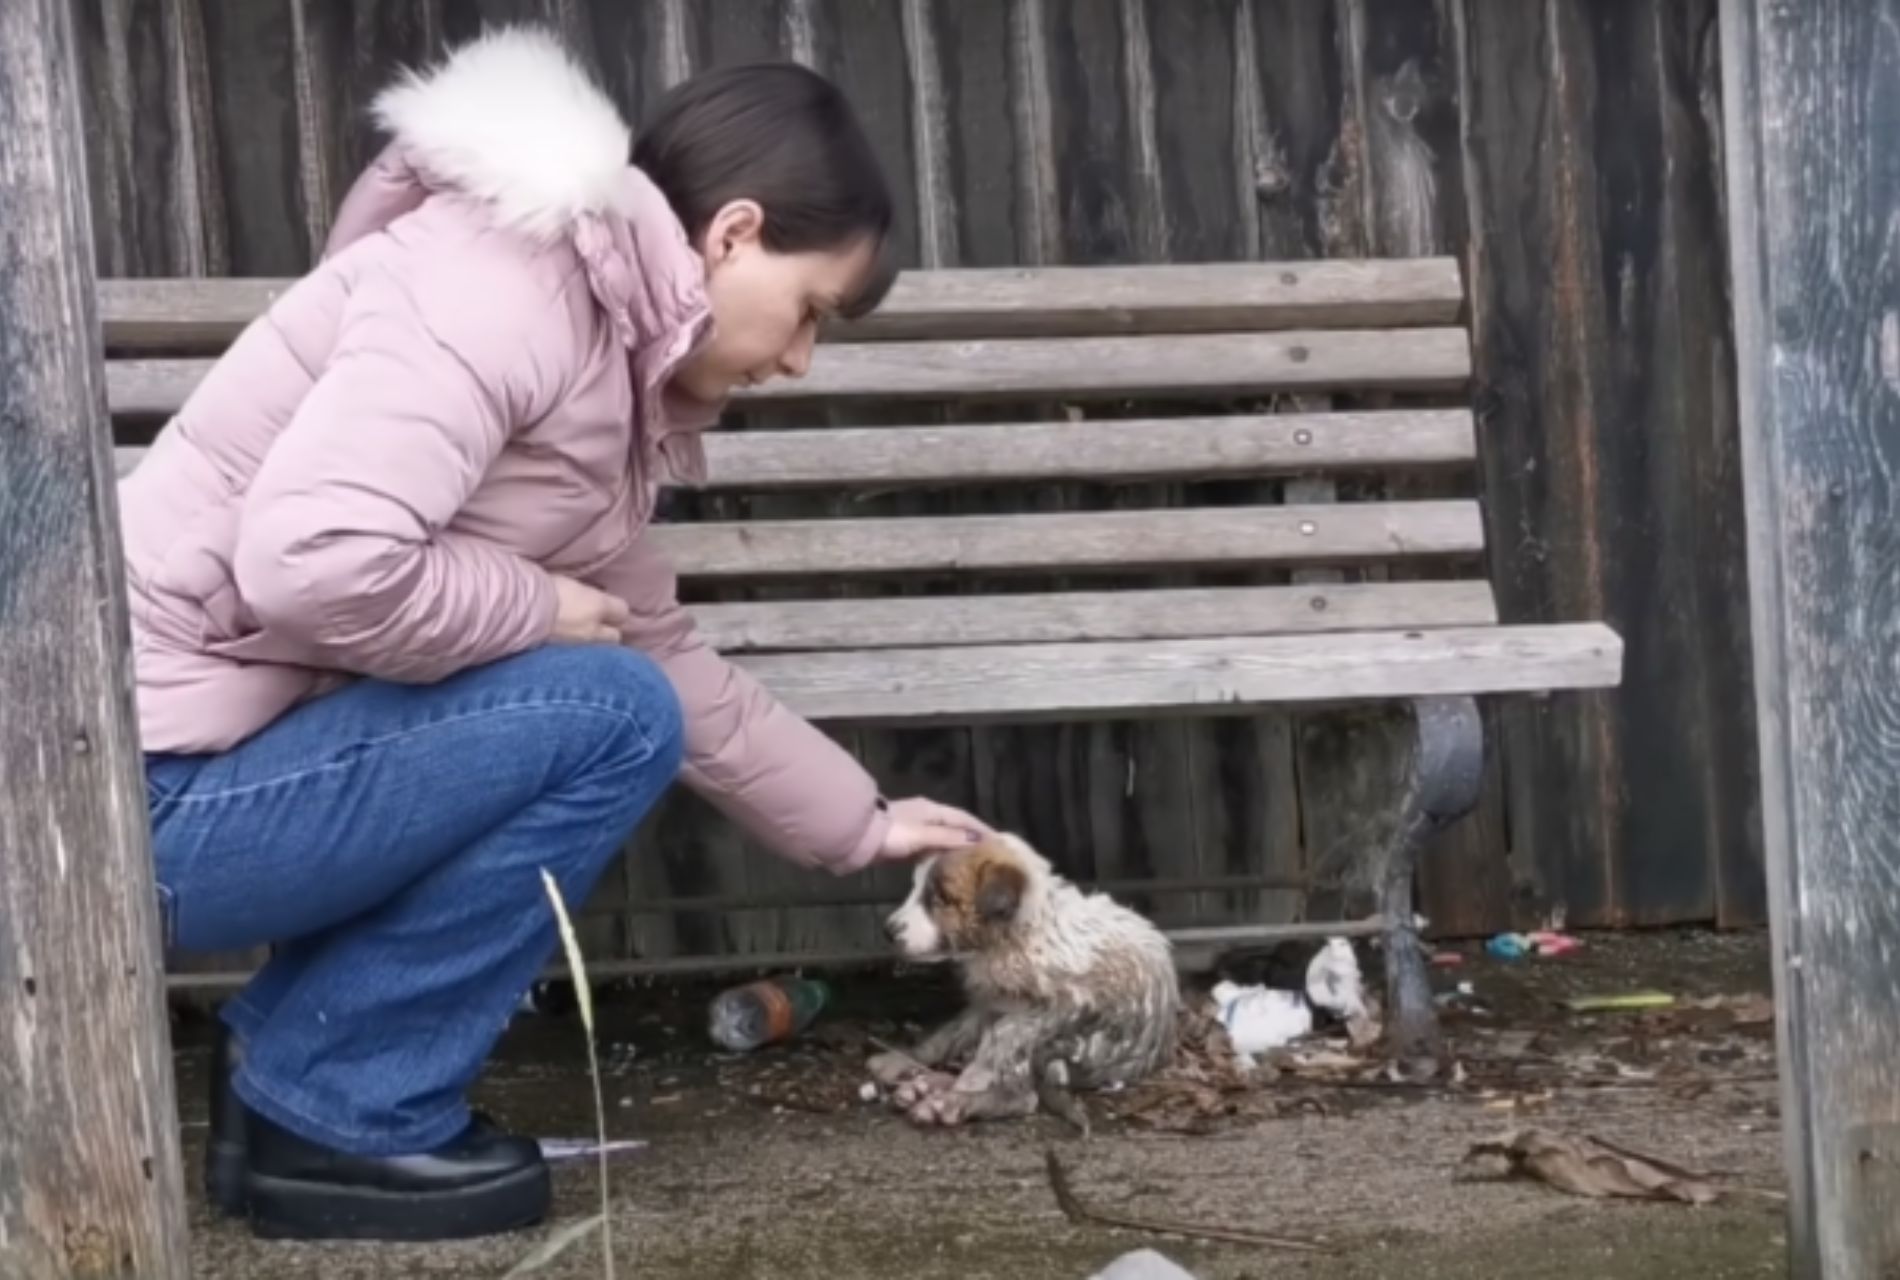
[1089, 1249, 1202, 1280]
[1212, 937, 1372, 1064]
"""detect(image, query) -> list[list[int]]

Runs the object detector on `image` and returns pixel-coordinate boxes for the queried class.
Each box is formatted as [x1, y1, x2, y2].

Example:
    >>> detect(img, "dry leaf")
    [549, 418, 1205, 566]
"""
[1467, 1128, 1720, 1205]
[1270, 1047, 1363, 1077]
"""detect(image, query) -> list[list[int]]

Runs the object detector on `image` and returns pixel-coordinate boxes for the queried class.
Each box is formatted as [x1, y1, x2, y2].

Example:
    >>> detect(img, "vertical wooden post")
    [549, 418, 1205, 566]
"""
[1719, 2, 1900, 1276]
[0, 1, 191, 1276]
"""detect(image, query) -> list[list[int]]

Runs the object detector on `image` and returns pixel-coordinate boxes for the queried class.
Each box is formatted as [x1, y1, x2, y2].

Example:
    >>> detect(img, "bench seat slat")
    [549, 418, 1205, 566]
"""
[106, 330, 1471, 419]
[98, 259, 1463, 351]
[651, 501, 1484, 580]
[735, 624, 1624, 723]
[694, 582, 1500, 653]
[701, 410, 1474, 488]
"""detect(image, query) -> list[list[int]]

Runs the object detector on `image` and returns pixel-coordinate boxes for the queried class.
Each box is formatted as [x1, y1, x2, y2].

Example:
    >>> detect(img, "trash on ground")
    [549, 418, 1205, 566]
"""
[1431, 950, 1465, 967]
[1089, 1249, 1204, 1280]
[1684, 993, 1775, 1025]
[1212, 982, 1314, 1061]
[1213, 937, 1373, 1064]
[537, 1136, 649, 1163]
[708, 975, 831, 1052]
[1465, 1127, 1720, 1204]
[1435, 980, 1486, 1014]
[1527, 930, 1582, 957]
[1487, 931, 1582, 960]
[1563, 990, 1677, 1013]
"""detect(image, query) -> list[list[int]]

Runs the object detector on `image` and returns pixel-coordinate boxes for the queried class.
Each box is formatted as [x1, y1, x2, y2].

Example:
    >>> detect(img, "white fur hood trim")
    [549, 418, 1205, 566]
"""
[372, 27, 632, 242]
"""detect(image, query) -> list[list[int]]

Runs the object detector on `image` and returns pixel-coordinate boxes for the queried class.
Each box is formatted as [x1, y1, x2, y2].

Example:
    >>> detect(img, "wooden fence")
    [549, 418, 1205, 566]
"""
[81, 0, 1763, 964]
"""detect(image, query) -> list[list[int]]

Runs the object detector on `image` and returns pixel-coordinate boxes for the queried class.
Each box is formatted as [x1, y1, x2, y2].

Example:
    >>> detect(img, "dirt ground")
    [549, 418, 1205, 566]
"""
[176, 930, 1789, 1280]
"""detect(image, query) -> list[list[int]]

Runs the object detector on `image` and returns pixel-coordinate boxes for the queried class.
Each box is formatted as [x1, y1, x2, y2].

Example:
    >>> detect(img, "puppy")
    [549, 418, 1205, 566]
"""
[868, 834, 1179, 1128]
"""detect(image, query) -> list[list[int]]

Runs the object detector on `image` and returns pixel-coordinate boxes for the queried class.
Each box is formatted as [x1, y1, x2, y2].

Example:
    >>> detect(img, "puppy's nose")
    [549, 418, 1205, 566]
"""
[882, 916, 900, 943]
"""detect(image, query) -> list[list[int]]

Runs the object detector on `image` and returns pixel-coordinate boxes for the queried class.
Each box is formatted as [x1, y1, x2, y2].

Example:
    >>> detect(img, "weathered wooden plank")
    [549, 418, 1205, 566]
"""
[1577, 0, 1742, 928]
[98, 260, 1466, 350]
[693, 581, 1499, 653]
[1665, 10, 1762, 933]
[1347, 0, 1508, 937]
[195, 3, 313, 275]
[1458, 1, 1619, 930]
[1458, 0, 1754, 932]
[650, 500, 1484, 580]
[1210, 0, 1355, 931]
[749, 327, 1472, 401]
[1721, 2, 1900, 1274]
[699, 411, 1475, 489]
[901, 0, 957, 267]
[105, 328, 1472, 419]
[735, 624, 1623, 724]
[73, 0, 226, 279]
[0, 2, 190, 1274]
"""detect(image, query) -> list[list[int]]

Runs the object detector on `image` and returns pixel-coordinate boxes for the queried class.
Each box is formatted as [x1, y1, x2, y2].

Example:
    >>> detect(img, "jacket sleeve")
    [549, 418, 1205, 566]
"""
[232, 269, 564, 683]
[592, 535, 892, 874]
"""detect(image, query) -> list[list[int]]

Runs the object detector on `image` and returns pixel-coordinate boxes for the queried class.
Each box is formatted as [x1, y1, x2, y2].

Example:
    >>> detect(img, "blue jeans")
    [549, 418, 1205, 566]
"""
[146, 645, 683, 1156]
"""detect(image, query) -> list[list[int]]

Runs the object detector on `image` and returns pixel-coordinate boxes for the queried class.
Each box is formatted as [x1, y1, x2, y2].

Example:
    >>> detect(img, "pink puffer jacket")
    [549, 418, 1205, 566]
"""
[117, 28, 889, 872]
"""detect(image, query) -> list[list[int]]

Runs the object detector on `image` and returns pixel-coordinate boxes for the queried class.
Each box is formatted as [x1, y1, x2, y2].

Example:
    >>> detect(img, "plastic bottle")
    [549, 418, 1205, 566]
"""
[707, 976, 831, 1052]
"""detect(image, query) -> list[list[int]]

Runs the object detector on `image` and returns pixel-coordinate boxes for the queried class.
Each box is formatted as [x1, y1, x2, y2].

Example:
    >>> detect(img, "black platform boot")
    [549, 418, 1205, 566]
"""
[243, 1111, 551, 1241]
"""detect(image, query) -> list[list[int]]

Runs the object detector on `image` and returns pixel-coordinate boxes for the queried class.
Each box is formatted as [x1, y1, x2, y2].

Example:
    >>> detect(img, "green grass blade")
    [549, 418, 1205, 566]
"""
[540, 869, 616, 1280]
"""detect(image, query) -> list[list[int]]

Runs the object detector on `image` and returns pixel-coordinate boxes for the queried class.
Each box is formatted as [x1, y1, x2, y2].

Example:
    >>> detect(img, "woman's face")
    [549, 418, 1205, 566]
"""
[672, 199, 878, 405]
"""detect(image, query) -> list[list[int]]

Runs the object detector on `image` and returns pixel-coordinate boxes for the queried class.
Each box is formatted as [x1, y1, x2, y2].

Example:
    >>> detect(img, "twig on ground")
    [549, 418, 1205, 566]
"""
[1044, 1149, 1331, 1254]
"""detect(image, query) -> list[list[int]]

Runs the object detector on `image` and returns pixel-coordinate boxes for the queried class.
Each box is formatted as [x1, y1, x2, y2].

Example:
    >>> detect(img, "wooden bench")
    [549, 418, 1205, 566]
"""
[107, 259, 1622, 1060]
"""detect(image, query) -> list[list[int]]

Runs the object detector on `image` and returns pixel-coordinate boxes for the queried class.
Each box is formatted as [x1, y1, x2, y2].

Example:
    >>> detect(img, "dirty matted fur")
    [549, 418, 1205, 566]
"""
[869, 834, 1179, 1127]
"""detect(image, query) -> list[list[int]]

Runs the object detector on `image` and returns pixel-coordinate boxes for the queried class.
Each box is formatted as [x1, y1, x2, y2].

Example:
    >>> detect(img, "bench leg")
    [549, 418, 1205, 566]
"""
[1379, 696, 1485, 1067]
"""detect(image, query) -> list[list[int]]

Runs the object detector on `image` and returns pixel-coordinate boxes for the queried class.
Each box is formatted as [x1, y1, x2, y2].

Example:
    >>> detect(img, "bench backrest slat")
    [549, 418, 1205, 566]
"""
[648, 501, 1483, 581]
[700, 411, 1475, 488]
[98, 259, 1464, 351]
[116, 412, 1475, 489]
[106, 329, 1471, 420]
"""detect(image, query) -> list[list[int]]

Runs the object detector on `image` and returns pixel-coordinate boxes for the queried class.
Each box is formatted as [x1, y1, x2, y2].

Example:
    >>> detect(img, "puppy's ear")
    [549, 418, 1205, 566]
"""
[975, 860, 1027, 925]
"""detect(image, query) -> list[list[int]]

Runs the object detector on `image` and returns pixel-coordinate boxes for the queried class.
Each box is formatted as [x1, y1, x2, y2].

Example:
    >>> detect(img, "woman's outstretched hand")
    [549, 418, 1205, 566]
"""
[878, 797, 994, 861]
[550, 575, 632, 645]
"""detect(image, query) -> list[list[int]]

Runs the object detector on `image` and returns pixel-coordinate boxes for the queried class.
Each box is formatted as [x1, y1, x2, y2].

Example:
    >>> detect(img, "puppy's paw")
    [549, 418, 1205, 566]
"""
[905, 1088, 971, 1129]
[867, 1050, 929, 1089]
[892, 1069, 957, 1111]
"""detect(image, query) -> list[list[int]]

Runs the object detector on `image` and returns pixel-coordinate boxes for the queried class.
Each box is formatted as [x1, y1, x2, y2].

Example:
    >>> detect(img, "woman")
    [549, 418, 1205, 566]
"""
[124, 28, 988, 1242]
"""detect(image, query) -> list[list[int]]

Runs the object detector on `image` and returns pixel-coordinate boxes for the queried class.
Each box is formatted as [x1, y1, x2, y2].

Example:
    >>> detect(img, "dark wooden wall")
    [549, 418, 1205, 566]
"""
[82, 0, 1764, 957]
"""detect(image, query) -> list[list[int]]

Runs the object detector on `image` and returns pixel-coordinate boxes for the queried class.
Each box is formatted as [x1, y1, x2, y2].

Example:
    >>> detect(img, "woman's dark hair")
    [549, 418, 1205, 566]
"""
[634, 63, 897, 317]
